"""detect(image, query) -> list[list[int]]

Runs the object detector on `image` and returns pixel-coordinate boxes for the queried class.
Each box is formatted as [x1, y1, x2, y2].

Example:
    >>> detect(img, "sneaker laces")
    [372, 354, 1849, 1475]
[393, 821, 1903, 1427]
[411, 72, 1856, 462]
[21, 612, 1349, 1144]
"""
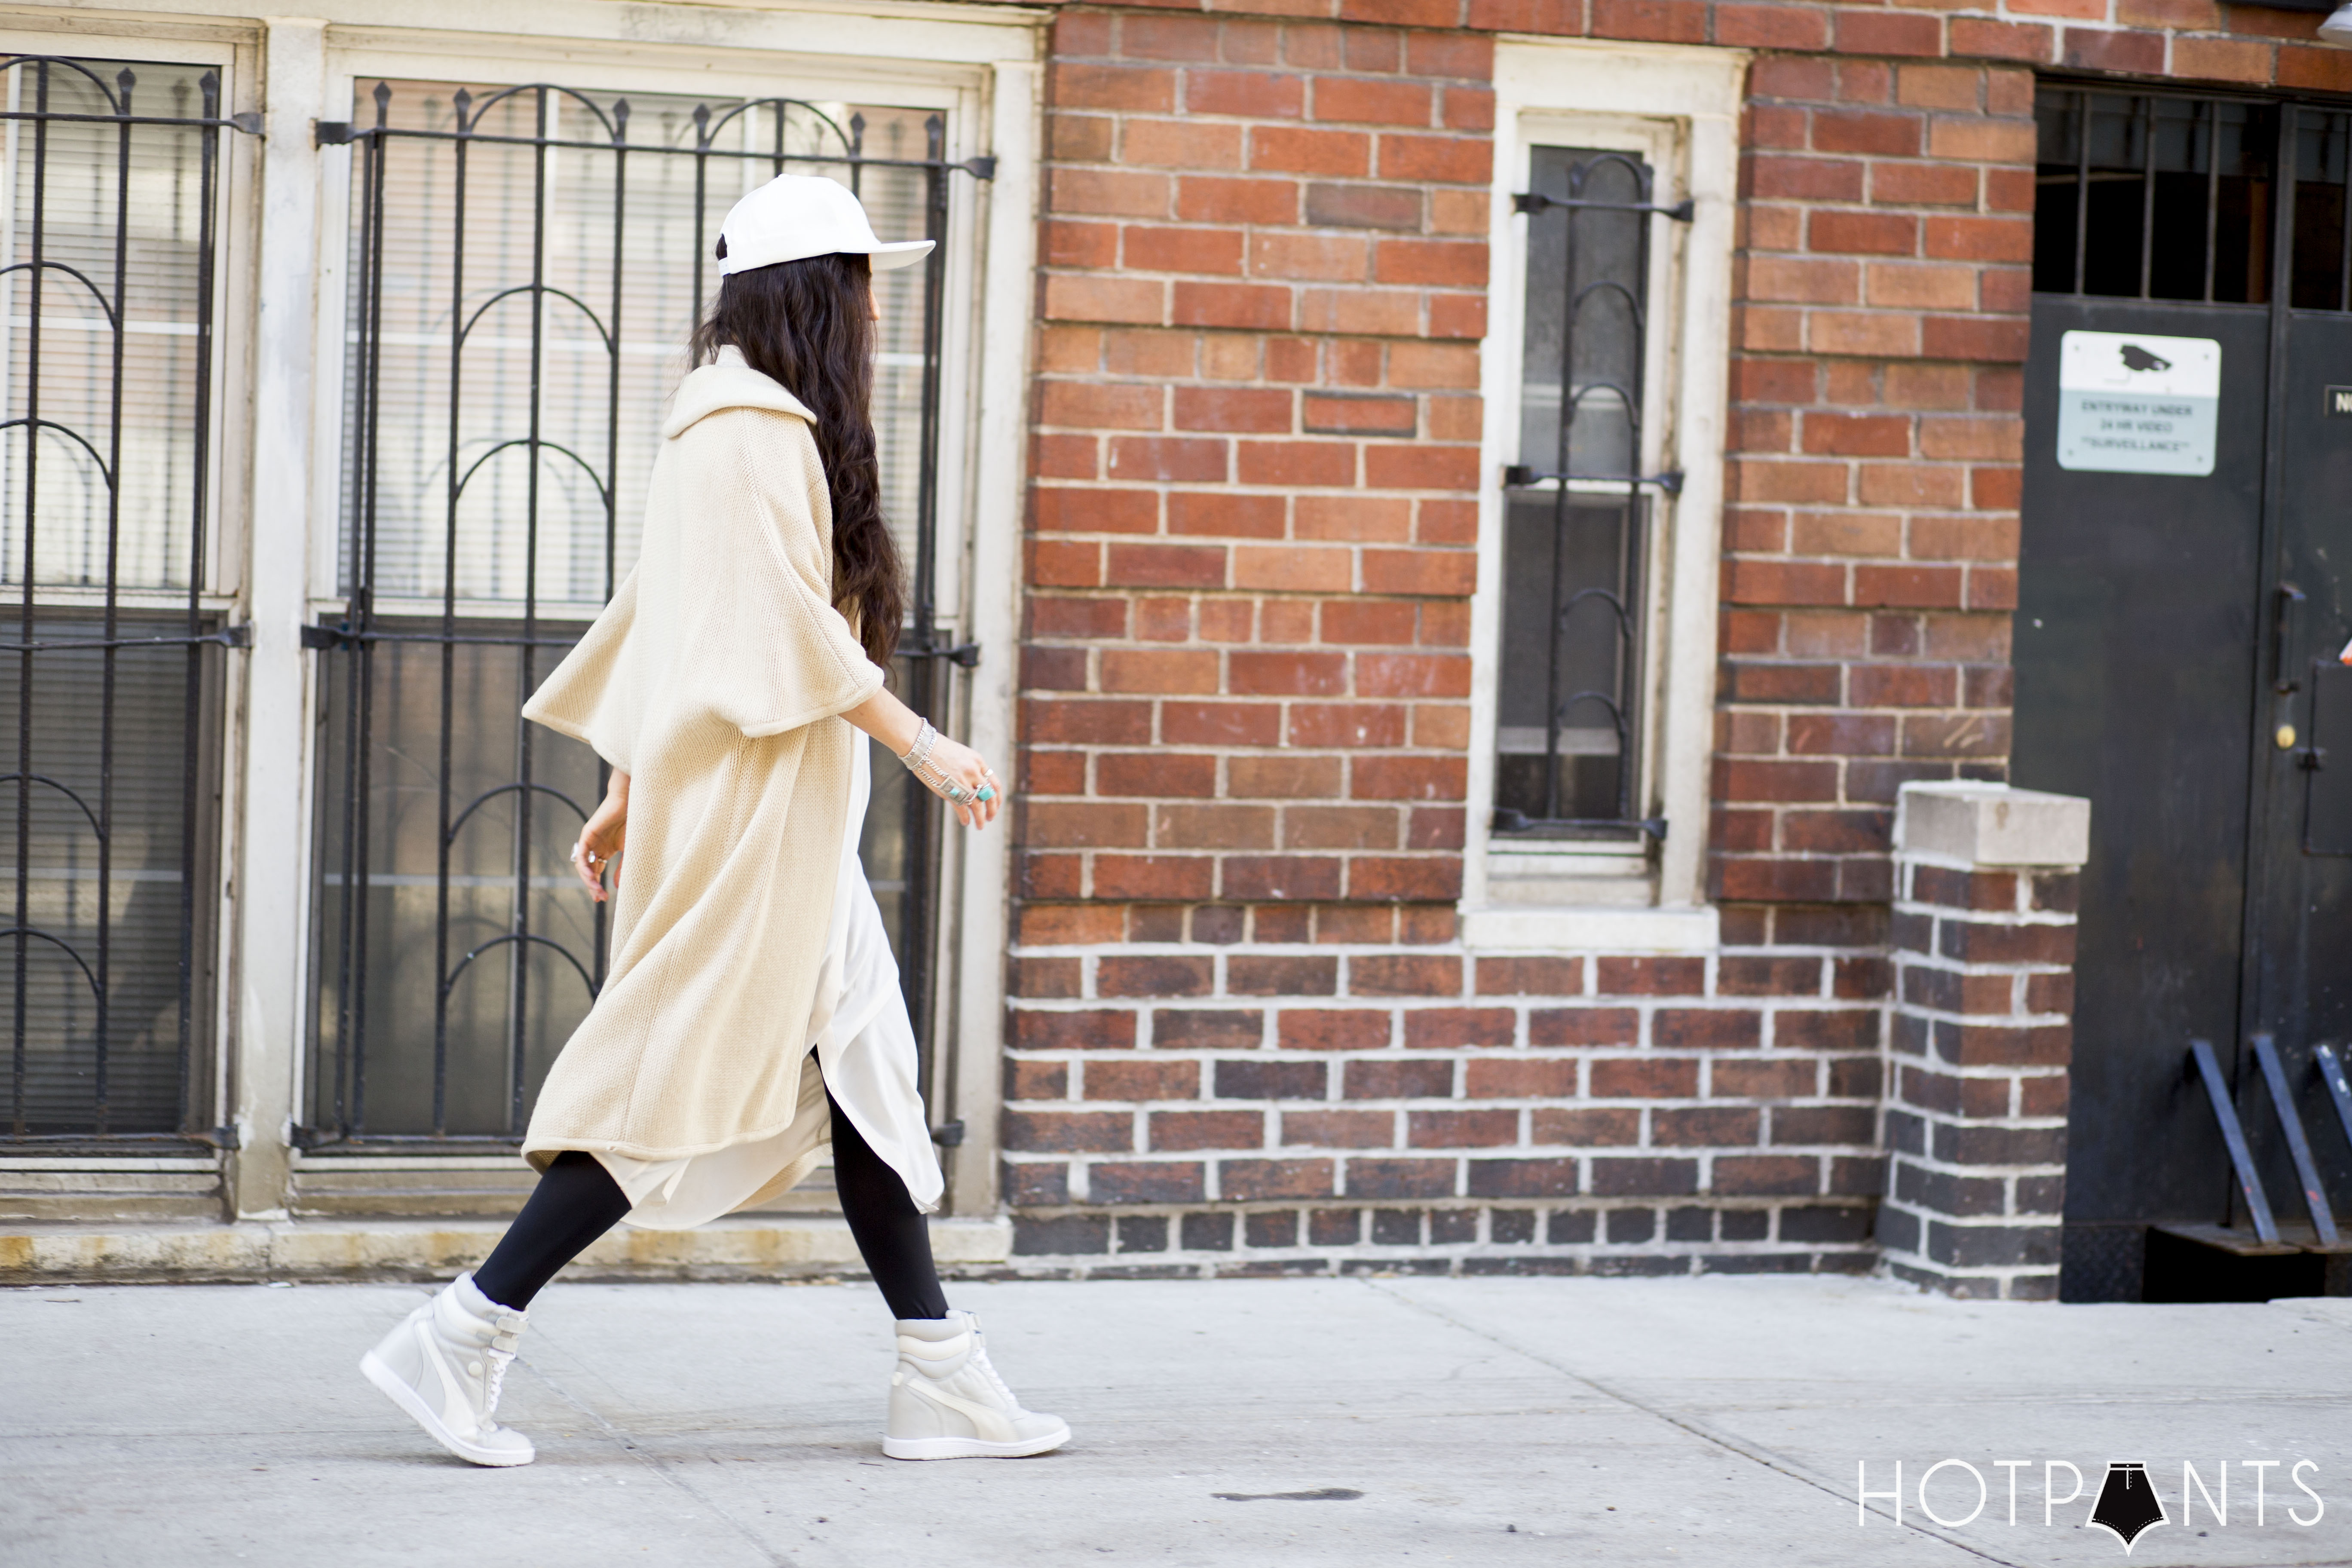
[967, 1343, 1024, 1414]
[479, 1309, 526, 1423]
[481, 1346, 516, 1422]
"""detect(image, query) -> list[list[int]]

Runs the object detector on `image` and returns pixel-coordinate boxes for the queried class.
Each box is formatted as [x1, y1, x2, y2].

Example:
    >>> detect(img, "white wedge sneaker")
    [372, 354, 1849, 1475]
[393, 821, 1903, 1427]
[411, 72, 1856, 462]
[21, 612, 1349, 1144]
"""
[883, 1309, 1070, 1460]
[359, 1272, 537, 1467]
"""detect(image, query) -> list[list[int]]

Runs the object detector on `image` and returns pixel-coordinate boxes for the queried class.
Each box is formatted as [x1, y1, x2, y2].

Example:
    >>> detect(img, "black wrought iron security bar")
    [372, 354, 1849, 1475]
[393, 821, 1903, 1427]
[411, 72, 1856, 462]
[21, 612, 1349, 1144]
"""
[2034, 83, 2352, 312]
[1497, 152, 1687, 839]
[303, 82, 988, 1146]
[0, 58, 256, 1145]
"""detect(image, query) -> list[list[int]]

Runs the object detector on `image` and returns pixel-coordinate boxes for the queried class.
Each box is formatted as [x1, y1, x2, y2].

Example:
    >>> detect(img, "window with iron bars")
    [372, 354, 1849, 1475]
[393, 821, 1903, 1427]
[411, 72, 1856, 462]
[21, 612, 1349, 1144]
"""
[0, 54, 247, 1145]
[1493, 144, 1681, 855]
[2034, 83, 2352, 312]
[302, 77, 980, 1145]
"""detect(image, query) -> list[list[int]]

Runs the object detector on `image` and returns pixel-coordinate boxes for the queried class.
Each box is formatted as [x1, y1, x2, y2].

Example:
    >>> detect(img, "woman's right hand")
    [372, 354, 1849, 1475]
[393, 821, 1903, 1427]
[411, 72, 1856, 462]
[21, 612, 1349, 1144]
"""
[838, 685, 1003, 830]
[573, 770, 629, 902]
[921, 732, 1003, 830]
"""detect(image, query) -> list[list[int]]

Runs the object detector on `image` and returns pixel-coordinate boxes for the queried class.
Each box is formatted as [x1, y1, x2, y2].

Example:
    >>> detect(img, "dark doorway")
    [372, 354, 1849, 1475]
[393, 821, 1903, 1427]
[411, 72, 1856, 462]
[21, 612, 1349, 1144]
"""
[2015, 84, 2352, 1298]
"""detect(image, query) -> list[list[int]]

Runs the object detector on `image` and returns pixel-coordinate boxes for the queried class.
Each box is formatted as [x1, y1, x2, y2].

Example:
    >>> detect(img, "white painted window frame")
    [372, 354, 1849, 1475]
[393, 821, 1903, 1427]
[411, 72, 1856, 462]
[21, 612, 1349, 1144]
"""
[113, 0, 1044, 1219]
[0, 19, 261, 1182]
[0, 24, 256, 603]
[298, 25, 1036, 1218]
[1462, 37, 1743, 956]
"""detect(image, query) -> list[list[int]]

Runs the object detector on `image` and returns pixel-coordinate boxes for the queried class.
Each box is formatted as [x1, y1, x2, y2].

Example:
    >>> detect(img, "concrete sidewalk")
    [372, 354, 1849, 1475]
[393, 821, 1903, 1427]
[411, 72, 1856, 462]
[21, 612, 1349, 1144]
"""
[5, 1275, 2350, 1568]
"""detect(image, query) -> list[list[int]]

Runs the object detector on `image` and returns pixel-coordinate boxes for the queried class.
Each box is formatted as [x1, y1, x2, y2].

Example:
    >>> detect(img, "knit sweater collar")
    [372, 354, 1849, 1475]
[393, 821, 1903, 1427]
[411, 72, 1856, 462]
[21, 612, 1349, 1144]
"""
[662, 344, 816, 439]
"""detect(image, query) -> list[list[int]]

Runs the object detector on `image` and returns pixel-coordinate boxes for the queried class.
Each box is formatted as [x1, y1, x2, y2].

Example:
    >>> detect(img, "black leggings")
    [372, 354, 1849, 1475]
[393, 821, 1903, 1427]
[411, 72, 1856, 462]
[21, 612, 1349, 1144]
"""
[472, 1087, 948, 1321]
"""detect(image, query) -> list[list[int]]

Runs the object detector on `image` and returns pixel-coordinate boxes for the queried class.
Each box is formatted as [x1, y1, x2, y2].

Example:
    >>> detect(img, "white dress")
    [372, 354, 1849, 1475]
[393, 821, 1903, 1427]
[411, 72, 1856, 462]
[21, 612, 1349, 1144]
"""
[590, 740, 944, 1227]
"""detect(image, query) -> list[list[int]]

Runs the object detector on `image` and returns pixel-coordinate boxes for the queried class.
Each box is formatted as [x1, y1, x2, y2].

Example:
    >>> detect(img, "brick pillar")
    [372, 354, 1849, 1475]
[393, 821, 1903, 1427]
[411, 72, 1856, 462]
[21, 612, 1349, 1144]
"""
[1878, 781, 2088, 1300]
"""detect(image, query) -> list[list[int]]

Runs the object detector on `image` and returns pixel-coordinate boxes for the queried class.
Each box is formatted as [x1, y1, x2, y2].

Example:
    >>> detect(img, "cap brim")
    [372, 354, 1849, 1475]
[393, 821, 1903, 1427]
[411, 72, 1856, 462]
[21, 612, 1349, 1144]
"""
[869, 240, 935, 272]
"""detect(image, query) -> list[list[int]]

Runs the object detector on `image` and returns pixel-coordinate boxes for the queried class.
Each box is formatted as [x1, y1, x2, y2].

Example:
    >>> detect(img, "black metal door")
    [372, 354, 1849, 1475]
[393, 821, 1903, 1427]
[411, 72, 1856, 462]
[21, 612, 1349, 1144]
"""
[2017, 86, 2352, 1296]
[2245, 309, 2352, 1212]
[301, 79, 986, 1148]
[2015, 294, 2268, 1289]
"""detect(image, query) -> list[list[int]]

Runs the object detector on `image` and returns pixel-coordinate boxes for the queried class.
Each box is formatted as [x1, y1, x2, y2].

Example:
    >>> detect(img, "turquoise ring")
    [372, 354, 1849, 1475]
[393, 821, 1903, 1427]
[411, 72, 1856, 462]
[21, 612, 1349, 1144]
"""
[976, 784, 997, 802]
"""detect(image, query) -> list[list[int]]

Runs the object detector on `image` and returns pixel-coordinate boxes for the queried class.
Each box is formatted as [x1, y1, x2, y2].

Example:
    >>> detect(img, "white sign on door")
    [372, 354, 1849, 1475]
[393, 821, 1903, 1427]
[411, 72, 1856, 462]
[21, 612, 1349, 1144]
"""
[2055, 330, 2221, 476]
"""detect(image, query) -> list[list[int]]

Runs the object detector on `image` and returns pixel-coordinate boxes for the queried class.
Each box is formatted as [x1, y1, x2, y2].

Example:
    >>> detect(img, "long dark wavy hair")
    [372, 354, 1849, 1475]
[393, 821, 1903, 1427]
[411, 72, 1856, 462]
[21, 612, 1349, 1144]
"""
[689, 246, 903, 665]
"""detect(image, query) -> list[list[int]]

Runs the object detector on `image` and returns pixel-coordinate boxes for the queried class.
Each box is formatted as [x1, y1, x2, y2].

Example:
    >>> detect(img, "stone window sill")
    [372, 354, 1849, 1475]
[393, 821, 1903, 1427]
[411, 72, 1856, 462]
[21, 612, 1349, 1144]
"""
[1459, 904, 1718, 954]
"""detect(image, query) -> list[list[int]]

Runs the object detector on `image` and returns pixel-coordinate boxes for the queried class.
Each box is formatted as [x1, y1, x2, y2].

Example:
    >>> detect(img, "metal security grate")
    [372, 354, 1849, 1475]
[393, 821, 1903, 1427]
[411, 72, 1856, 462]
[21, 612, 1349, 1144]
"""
[303, 81, 986, 1145]
[2035, 85, 2352, 312]
[1495, 147, 1685, 839]
[0, 56, 250, 1145]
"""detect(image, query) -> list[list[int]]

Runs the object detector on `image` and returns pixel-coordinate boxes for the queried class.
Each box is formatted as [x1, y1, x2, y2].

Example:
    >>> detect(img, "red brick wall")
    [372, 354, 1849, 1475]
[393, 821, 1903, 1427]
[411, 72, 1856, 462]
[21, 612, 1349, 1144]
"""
[1712, 54, 2034, 931]
[1002, 0, 2350, 1275]
[1023, 10, 1488, 942]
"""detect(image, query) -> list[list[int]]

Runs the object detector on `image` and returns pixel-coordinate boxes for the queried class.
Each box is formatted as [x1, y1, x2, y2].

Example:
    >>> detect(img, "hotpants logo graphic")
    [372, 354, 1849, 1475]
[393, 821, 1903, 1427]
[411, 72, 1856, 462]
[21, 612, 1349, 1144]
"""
[2088, 1463, 2165, 1553]
[1857, 1457, 2325, 1555]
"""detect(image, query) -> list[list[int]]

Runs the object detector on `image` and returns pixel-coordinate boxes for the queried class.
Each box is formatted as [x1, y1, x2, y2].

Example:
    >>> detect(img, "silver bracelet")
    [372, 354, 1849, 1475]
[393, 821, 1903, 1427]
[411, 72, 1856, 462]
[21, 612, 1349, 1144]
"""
[900, 719, 941, 772]
[899, 720, 968, 802]
[898, 720, 1001, 808]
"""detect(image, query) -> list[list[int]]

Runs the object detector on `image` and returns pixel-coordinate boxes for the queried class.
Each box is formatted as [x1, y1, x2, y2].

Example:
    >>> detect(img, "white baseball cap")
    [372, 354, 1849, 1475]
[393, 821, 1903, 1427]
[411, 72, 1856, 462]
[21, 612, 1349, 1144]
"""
[717, 174, 934, 276]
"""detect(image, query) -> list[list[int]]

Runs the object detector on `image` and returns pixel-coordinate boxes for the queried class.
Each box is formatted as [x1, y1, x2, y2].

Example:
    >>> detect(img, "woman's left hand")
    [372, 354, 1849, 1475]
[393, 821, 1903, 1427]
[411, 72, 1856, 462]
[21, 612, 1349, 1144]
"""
[918, 733, 1002, 830]
[572, 770, 629, 901]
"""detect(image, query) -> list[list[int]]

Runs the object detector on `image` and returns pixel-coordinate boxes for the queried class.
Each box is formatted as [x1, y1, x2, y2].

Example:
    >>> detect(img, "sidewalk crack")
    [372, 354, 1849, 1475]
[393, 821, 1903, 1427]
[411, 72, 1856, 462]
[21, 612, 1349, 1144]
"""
[1361, 1278, 2023, 1568]
[516, 1347, 801, 1568]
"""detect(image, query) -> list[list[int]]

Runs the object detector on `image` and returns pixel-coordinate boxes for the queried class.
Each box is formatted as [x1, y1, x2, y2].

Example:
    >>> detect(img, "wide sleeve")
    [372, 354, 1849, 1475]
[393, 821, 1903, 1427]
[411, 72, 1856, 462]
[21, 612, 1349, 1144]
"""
[520, 566, 642, 774]
[673, 407, 886, 738]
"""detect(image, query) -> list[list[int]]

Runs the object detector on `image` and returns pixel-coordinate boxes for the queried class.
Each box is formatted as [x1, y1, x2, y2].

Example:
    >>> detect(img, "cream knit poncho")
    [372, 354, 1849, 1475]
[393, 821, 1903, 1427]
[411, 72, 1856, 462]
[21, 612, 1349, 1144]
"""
[517, 350, 940, 1217]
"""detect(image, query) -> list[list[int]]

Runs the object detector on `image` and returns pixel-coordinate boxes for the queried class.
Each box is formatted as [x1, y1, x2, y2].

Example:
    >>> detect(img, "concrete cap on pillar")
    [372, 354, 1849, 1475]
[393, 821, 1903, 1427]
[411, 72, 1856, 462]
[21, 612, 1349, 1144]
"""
[1896, 781, 2091, 868]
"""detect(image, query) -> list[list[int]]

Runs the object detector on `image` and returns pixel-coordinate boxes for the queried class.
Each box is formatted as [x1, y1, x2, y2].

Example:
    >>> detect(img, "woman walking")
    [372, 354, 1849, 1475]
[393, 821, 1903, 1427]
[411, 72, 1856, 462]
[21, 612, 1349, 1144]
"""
[358, 175, 1066, 1470]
